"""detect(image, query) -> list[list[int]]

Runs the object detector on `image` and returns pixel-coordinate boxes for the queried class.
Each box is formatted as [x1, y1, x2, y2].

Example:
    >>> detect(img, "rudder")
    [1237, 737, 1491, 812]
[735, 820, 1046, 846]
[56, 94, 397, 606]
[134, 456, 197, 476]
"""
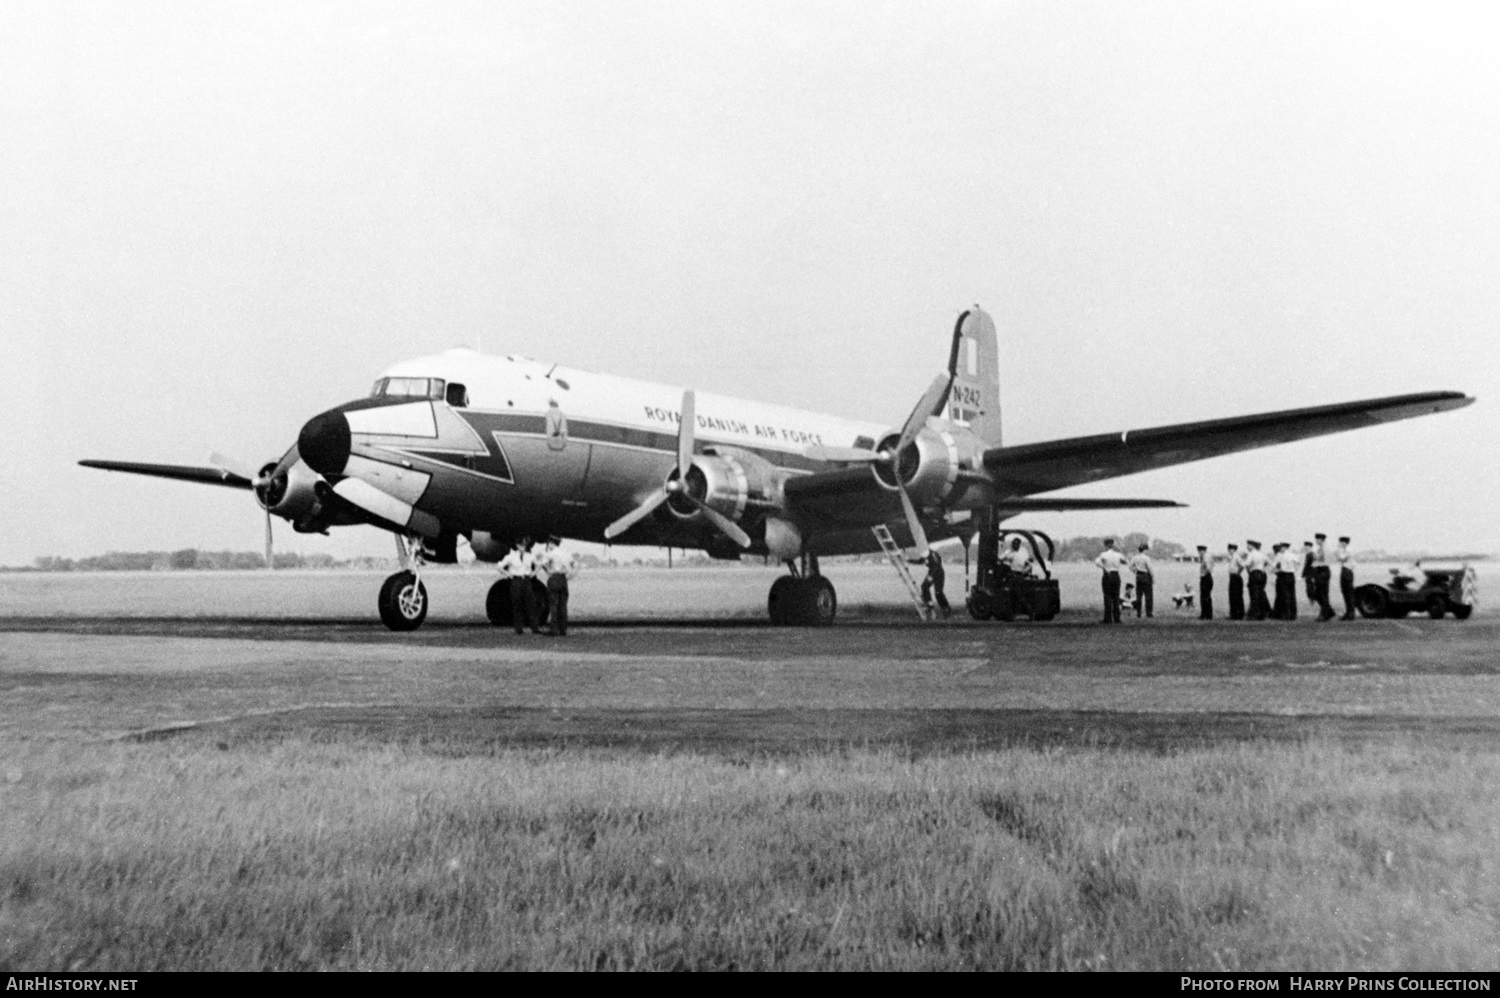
[946, 307, 1001, 445]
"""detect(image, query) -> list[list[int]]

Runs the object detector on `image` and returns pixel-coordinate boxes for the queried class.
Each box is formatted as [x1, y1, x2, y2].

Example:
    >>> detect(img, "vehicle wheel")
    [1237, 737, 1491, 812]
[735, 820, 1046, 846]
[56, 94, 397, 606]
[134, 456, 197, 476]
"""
[378, 571, 428, 631]
[803, 576, 836, 627]
[1452, 604, 1473, 620]
[768, 576, 797, 625]
[967, 588, 995, 621]
[1355, 586, 1388, 619]
[485, 580, 512, 626]
[1426, 595, 1447, 620]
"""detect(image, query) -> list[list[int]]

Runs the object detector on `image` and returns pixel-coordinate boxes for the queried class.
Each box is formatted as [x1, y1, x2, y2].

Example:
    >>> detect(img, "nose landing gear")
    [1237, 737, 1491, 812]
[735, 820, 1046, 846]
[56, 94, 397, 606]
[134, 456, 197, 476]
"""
[379, 535, 429, 631]
[768, 553, 836, 626]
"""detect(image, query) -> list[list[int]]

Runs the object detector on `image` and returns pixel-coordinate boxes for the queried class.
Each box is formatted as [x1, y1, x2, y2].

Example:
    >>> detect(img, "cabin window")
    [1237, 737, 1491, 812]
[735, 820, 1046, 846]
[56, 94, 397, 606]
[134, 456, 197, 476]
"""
[446, 382, 469, 407]
[853, 435, 876, 450]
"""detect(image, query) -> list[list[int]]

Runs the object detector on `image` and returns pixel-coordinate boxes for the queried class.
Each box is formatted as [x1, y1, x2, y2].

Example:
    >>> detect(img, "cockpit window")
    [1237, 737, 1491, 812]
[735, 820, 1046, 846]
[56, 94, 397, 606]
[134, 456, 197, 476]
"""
[370, 377, 446, 399]
[445, 382, 469, 407]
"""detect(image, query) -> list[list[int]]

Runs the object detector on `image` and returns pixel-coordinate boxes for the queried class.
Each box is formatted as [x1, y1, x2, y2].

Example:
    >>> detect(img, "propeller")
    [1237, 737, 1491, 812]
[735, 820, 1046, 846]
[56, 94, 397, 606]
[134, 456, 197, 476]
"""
[604, 389, 751, 548]
[804, 372, 954, 559]
[208, 451, 279, 570]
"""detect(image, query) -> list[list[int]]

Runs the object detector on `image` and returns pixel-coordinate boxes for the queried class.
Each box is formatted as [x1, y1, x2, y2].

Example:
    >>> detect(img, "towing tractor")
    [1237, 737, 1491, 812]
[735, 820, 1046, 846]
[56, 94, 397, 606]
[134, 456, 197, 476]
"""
[966, 519, 1061, 622]
[1355, 564, 1477, 620]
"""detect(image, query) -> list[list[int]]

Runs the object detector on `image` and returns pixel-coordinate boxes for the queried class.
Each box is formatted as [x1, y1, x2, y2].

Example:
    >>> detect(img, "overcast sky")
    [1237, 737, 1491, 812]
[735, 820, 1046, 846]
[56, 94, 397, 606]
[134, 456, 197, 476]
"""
[3, 1, 1496, 566]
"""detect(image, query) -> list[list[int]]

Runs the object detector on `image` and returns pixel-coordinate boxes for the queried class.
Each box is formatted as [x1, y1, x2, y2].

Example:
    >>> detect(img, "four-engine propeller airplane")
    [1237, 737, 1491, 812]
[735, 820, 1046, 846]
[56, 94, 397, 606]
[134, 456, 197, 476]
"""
[81, 306, 1474, 629]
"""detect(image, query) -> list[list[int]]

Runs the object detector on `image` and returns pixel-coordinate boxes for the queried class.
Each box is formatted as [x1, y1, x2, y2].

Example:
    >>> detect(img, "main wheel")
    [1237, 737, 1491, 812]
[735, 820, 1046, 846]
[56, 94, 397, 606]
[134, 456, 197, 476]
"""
[486, 580, 513, 626]
[768, 576, 797, 625]
[1426, 595, 1447, 619]
[1355, 586, 1389, 619]
[378, 571, 428, 631]
[801, 576, 836, 627]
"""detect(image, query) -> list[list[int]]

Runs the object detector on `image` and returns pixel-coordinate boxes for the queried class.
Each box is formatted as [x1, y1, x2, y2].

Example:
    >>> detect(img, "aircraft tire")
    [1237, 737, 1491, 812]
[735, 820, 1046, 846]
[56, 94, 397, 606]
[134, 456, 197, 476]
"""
[802, 576, 836, 627]
[485, 580, 512, 627]
[379, 571, 428, 632]
[767, 576, 797, 625]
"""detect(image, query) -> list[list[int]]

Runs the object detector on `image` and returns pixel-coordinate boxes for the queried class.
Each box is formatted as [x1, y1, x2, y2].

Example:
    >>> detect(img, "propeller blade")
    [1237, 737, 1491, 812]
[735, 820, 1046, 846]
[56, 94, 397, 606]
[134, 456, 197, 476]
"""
[264, 507, 274, 570]
[688, 497, 752, 548]
[896, 481, 930, 560]
[678, 389, 696, 473]
[604, 489, 670, 540]
[896, 373, 955, 452]
[805, 444, 882, 463]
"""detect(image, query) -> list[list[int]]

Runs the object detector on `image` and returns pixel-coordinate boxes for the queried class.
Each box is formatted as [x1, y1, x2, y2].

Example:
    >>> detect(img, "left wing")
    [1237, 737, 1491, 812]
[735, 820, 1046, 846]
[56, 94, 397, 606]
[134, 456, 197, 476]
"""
[984, 391, 1473, 495]
[77, 459, 253, 490]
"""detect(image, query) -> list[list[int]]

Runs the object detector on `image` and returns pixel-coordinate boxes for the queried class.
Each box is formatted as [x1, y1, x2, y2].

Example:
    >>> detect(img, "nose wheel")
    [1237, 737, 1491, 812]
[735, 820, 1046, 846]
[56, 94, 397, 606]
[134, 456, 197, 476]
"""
[379, 534, 430, 632]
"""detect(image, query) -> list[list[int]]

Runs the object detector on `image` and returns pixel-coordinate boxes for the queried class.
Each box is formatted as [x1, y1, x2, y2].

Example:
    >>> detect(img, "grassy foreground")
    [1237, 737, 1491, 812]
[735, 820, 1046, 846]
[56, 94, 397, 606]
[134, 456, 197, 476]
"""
[1, 737, 1496, 970]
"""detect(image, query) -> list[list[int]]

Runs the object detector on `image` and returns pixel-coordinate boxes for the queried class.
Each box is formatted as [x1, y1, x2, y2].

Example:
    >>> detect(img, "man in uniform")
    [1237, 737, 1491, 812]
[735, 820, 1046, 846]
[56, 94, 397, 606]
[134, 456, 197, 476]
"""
[1335, 536, 1357, 620]
[1094, 538, 1128, 624]
[1311, 532, 1335, 621]
[1128, 542, 1154, 618]
[917, 550, 950, 618]
[538, 536, 578, 636]
[497, 537, 541, 635]
[1227, 542, 1246, 620]
[999, 537, 1033, 578]
[1275, 542, 1300, 620]
[1197, 544, 1214, 620]
[1245, 540, 1270, 620]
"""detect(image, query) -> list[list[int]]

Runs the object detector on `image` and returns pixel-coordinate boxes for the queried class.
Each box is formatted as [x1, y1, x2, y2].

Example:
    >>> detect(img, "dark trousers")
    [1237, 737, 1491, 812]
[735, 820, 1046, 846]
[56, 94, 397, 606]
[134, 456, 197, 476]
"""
[1134, 573, 1153, 617]
[546, 574, 570, 635]
[509, 576, 538, 634]
[1101, 572, 1122, 623]
[1313, 566, 1334, 620]
[1248, 570, 1269, 620]
[1274, 572, 1297, 619]
[1228, 573, 1245, 620]
[1304, 572, 1316, 605]
[1199, 573, 1214, 619]
[921, 574, 949, 614]
[1340, 567, 1356, 619]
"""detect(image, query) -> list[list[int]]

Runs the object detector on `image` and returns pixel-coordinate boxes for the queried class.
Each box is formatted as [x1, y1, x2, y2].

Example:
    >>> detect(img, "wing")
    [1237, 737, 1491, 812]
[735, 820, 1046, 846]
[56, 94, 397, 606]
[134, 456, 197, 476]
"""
[984, 391, 1474, 495]
[77, 460, 254, 490]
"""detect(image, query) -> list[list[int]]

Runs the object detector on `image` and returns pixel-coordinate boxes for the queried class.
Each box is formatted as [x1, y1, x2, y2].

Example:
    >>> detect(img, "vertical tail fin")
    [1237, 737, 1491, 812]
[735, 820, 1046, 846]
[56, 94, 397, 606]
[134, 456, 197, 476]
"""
[946, 307, 1001, 446]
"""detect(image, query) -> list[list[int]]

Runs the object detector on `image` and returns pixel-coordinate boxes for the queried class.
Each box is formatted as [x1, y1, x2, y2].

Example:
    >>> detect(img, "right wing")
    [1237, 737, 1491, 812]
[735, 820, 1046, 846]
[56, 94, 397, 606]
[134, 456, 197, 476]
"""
[983, 391, 1473, 495]
[77, 460, 254, 490]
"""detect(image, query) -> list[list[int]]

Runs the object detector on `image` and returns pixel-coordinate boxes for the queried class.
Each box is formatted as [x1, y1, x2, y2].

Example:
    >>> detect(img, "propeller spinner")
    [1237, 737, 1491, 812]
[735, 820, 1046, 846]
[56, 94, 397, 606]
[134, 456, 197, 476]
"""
[603, 389, 751, 548]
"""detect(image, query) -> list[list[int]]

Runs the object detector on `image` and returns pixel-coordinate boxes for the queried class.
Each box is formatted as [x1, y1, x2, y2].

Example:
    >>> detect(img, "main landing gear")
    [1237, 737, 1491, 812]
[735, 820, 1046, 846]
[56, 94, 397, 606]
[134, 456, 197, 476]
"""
[768, 553, 837, 626]
[378, 535, 429, 631]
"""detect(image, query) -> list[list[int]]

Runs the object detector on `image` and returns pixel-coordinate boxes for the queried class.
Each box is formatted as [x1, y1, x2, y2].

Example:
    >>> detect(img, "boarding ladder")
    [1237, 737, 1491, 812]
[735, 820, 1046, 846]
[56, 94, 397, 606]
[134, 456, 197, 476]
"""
[872, 524, 933, 621]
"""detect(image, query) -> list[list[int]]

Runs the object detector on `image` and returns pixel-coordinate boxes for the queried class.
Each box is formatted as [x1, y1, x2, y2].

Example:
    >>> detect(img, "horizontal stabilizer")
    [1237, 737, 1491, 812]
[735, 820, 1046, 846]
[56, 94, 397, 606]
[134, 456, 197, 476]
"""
[995, 498, 1185, 512]
[78, 459, 253, 490]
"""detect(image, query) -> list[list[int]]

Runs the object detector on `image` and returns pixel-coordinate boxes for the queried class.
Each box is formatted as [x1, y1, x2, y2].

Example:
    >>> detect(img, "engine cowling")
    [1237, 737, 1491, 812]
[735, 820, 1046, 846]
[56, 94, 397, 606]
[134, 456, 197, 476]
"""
[871, 427, 961, 506]
[667, 447, 780, 528]
[256, 459, 323, 526]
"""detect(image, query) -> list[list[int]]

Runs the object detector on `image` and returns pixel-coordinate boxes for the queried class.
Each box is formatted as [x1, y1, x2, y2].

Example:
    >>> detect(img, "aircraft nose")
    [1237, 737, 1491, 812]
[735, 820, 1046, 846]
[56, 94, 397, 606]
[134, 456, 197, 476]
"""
[297, 409, 351, 476]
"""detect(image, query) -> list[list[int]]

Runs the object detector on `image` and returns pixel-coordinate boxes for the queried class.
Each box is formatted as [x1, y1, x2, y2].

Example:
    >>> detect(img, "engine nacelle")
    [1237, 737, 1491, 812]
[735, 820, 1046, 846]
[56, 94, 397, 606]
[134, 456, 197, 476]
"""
[257, 459, 323, 525]
[871, 426, 960, 506]
[668, 446, 781, 527]
[469, 531, 509, 563]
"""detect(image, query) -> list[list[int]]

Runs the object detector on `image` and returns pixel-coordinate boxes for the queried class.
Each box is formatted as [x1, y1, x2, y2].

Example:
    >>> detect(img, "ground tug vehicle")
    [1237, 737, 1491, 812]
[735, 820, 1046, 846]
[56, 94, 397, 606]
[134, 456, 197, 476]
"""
[1355, 564, 1477, 620]
[965, 515, 1060, 621]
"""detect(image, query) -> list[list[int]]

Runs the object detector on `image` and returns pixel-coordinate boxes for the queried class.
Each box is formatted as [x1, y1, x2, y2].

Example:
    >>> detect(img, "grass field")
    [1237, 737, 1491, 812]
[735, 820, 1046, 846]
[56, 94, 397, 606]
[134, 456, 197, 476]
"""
[1, 567, 1497, 970]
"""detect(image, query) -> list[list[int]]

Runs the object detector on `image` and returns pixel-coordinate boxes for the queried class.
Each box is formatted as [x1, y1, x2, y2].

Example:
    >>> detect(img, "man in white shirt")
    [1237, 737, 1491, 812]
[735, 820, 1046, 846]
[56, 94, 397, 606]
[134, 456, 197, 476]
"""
[1244, 540, 1270, 620]
[1094, 538, 1128, 624]
[999, 537, 1033, 578]
[537, 536, 578, 636]
[1128, 543, 1153, 618]
[1274, 543, 1300, 620]
[1226, 543, 1247, 620]
[1311, 532, 1335, 621]
[497, 537, 541, 635]
[1335, 536, 1356, 620]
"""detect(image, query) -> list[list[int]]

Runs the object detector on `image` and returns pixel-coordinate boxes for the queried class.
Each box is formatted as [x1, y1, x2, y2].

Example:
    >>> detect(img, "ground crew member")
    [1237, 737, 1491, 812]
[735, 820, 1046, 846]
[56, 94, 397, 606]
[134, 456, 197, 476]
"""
[1094, 538, 1128, 624]
[1301, 540, 1317, 607]
[1197, 545, 1214, 619]
[999, 537, 1033, 578]
[538, 536, 577, 636]
[1227, 542, 1246, 620]
[1274, 542, 1299, 620]
[1311, 532, 1335, 621]
[916, 550, 950, 618]
[1335, 536, 1356, 620]
[497, 537, 541, 635]
[1128, 543, 1153, 618]
[1245, 540, 1270, 620]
